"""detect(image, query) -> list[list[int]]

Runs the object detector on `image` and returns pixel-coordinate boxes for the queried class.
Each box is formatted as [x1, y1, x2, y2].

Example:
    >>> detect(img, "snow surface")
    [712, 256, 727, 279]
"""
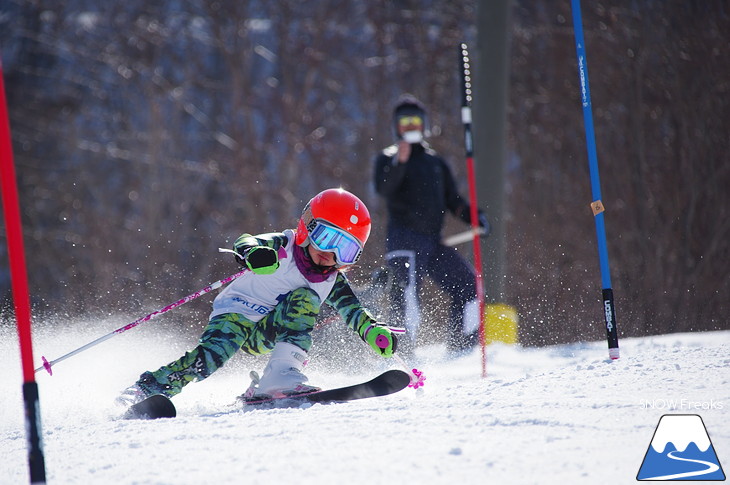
[1, 321, 728, 484]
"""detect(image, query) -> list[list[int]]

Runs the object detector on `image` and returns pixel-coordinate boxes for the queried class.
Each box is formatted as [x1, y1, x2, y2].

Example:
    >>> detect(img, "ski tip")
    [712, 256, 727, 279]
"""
[123, 395, 177, 420]
[384, 369, 413, 391]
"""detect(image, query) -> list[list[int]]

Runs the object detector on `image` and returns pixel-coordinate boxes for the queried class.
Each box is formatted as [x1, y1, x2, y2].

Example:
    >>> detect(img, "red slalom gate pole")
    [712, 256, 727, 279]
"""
[0, 59, 47, 483]
[459, 44, 487, 378]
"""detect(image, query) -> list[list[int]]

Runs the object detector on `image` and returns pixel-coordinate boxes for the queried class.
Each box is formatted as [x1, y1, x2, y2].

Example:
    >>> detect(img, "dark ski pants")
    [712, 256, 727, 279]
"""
[386, 226, 477, 352]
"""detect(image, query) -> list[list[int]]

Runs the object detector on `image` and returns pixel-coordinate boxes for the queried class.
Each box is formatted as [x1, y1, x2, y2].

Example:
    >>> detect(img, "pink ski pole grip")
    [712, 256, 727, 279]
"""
[41, 356, 52, 376]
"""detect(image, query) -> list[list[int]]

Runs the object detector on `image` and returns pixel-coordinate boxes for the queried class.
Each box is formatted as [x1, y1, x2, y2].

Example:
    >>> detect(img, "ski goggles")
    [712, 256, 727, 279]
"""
[397, 115, 424, 128]
[308, 221, 363, 265]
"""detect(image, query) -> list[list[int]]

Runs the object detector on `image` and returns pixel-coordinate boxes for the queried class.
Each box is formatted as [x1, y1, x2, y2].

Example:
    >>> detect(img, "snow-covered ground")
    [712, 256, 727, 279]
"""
[1, 319, 728, 484]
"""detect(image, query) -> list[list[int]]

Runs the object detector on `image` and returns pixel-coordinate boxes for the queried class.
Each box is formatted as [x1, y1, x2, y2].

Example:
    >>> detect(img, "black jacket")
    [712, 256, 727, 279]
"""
[374, 143, 471, 237]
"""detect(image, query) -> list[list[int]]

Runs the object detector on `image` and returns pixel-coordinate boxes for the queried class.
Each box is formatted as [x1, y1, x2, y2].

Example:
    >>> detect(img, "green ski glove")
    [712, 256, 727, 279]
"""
[244, 246, 279, 275]
[360, 324, 397, 358]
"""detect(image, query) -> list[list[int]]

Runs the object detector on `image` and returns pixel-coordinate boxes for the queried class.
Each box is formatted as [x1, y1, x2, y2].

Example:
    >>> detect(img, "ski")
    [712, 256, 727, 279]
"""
[123, 394, 176, 420]
[122, 370, 411, 417]
[239, 369, 411, 407]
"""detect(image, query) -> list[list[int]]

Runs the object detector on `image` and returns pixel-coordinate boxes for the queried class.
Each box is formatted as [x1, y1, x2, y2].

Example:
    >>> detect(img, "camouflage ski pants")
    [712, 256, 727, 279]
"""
[137, 287, 320, 398]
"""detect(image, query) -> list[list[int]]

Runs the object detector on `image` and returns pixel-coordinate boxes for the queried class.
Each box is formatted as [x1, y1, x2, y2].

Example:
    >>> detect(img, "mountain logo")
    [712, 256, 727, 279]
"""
[637, 414, 726, 481]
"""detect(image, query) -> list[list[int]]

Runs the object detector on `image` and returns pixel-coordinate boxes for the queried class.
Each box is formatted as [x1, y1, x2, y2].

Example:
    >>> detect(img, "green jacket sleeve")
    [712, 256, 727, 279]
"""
[233, 232, 288, 255]
[325, 272, 378, 339]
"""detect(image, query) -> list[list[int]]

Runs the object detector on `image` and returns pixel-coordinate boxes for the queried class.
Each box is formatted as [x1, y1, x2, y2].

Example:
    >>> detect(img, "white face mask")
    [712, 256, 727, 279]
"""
[402, 130, 423, 144]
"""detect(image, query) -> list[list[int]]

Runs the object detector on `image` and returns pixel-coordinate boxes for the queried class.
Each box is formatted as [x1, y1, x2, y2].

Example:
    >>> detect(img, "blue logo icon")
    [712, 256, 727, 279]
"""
[637, 414, 725, 481]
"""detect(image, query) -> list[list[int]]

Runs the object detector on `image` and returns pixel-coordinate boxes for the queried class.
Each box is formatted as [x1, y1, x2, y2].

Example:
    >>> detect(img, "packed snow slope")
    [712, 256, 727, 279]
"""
[1, 319, 728, 484]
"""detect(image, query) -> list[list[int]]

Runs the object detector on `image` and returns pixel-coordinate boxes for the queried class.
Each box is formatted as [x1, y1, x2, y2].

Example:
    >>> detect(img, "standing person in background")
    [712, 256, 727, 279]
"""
[373, 94, 490, 357]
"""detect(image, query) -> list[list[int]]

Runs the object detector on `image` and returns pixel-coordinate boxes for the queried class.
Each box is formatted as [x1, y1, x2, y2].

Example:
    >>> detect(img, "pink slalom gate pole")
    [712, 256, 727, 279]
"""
[1, 58, 47, 483]
[460, 43, 487, 378]
[35, 268, 248, 375]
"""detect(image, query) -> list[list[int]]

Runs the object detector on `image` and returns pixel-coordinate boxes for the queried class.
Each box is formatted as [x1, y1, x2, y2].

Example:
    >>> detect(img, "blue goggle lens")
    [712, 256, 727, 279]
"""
[309, 222, 362, 264]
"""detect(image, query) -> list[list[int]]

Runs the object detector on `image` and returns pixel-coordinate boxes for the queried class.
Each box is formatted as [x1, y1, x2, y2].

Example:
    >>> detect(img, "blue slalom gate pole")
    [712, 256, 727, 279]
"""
[571, 0, 619, 359]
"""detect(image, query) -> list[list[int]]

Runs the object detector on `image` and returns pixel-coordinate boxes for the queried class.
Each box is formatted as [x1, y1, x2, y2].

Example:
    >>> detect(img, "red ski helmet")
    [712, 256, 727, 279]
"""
[295, 188, 371, 266]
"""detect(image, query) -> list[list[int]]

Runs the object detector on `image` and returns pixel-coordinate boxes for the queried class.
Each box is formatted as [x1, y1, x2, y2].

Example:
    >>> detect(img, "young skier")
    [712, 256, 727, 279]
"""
[117, 188, 398, 406]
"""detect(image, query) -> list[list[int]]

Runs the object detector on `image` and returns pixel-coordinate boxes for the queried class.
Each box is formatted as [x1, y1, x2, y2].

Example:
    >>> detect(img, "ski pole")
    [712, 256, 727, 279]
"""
[442, 227, 487, 247]
[35, 267, 248, 375]
[320, 318, 426, 389]
[370, 326, 425, 389]
[392, 353, 426, 389]
[459, 43, 487, 377]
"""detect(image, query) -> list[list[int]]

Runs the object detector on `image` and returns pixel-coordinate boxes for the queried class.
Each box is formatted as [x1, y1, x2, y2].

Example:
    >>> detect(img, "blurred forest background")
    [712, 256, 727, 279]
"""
[0, 0, 728, 347]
